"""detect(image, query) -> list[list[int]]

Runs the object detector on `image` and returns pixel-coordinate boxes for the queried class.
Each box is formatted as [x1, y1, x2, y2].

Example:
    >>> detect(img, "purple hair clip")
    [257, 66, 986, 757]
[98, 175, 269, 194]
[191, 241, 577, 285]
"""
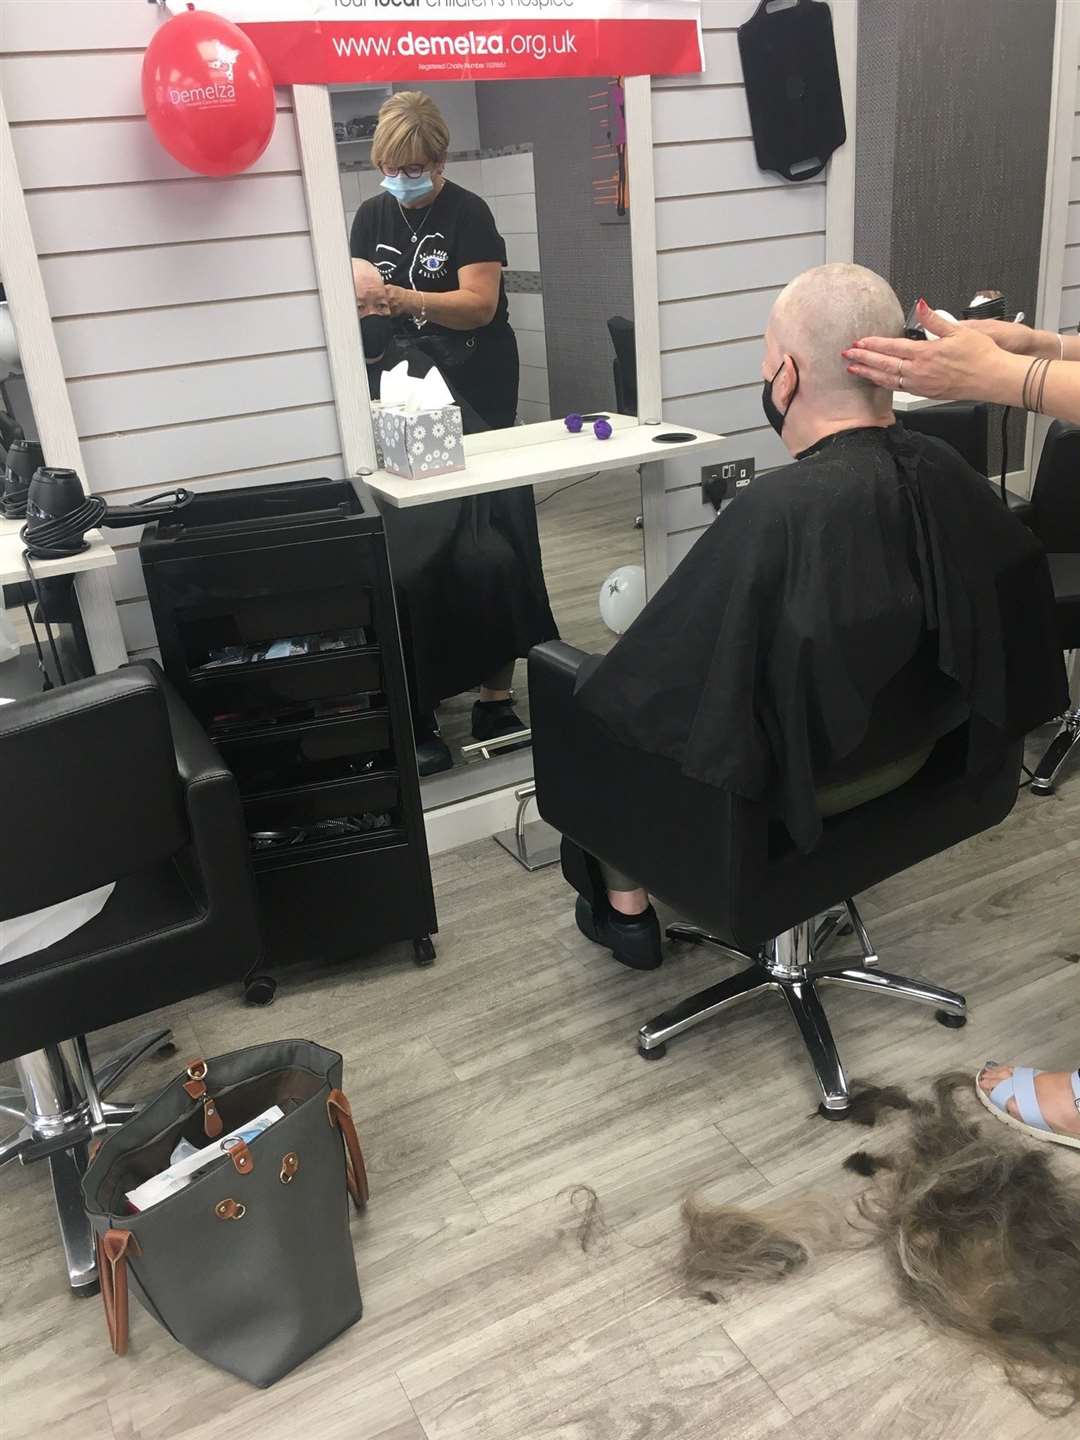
[593, 418, 613, 441]
[564, 413, 584, 433]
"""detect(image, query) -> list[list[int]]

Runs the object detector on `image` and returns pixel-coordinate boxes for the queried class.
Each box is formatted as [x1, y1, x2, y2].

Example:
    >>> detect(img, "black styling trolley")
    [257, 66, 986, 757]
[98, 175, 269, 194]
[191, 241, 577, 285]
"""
[140, 478, 437, 1003]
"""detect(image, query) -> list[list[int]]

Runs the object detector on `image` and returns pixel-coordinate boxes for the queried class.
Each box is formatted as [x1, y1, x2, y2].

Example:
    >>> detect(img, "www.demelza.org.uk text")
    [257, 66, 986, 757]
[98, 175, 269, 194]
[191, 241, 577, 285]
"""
[331, 1, 583, 11]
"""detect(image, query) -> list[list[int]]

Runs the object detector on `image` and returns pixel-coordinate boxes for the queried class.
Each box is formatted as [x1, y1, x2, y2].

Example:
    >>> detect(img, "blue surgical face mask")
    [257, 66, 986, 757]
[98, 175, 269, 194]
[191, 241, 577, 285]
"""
[381, 171, 435, 205]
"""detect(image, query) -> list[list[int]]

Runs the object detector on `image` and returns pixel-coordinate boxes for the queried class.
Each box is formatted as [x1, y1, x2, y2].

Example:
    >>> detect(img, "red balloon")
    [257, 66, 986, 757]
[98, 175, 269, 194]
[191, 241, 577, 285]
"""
[142, 10, 275, 177]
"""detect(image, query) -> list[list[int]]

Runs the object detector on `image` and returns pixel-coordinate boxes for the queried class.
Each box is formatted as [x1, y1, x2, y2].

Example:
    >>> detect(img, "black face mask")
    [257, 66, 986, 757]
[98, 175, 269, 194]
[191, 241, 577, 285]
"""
[360, 313, 392, 363]
[761, 357, 799, 436]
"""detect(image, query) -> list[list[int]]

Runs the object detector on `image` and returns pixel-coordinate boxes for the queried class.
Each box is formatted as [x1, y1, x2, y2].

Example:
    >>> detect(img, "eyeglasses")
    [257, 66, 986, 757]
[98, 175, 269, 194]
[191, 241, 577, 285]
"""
[379, 163, 428, 179]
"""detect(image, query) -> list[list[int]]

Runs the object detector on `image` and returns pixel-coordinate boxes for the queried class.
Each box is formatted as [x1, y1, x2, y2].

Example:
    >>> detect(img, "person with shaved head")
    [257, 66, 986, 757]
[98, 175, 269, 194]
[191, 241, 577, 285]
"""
[554, 264, 1068, 972]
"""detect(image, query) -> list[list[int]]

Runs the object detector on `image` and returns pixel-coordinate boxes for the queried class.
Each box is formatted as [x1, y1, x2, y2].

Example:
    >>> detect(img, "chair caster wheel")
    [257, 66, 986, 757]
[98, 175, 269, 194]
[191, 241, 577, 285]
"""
[244, 975, 277, 1006]
[639, 1042, 666, 1060]
[936, 1009, 967, 1028]
[413, 936, 436, 967]
[818, 1103, 851, 1121]
[156, 1041, 178, 1058]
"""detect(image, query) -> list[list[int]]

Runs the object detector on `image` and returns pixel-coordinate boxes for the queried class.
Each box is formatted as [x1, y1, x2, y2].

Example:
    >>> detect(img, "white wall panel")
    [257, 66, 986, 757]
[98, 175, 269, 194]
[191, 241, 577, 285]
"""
[699, 0, 759, 26]
[80, 406, 341, 494]
[665, 384, 765, 437]
[666, 527, 707, 574]
[656, 184, 825, 253]
[660, 287, 780, 350]
[54, 293, 326, 377]
[661, 337, 765, 400]
[653, 30, 742, 87]
[651, 86, 752, 145]
[1, 0, 159, 49]
[0, 49, 292, 123]
[12, 114, 300, 189]
[658, 233, 825, 303]
[69, 350, 334, 436]
[26, 174, 310, 255]
[654, 138, 785, 198]
[39, 235, 319, 317]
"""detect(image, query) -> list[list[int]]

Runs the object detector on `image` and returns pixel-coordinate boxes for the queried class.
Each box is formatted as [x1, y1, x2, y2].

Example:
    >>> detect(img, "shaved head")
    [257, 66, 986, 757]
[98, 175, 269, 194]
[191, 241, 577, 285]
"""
[766, 263, 904, 416]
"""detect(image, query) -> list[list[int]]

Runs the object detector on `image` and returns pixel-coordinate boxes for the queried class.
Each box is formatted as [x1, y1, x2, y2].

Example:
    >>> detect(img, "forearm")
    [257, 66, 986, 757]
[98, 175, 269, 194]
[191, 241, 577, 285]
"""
[396, 287, 494, 329]
[1015, 327, 1080, 361]
[988, 350, 1080, 423]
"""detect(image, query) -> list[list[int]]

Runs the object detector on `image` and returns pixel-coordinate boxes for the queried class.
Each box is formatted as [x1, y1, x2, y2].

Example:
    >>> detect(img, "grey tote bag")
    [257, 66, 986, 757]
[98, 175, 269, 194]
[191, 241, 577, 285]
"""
[82, 1039, 367, 1387]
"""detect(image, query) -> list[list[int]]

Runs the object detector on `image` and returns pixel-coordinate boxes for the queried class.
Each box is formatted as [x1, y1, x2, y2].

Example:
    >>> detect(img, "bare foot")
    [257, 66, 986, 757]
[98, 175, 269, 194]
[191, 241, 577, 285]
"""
[978, 1064, 1080, 1137]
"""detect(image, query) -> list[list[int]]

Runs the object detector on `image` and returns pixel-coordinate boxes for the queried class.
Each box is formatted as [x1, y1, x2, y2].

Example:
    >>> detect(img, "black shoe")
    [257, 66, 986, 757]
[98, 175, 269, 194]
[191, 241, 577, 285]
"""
[575, 895, 663, 971]
[471, 698, 529, 750]
[416, 734, 453, 776]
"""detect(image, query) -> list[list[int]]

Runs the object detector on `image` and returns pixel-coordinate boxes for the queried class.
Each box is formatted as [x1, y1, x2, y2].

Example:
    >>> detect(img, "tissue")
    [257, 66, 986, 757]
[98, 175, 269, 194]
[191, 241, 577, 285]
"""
[373, 362, 465, 480]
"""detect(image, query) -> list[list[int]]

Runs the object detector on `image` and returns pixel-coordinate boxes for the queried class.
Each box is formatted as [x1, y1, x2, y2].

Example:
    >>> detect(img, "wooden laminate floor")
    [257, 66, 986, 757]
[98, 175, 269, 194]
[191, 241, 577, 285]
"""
[1, 733, 1077, 1440]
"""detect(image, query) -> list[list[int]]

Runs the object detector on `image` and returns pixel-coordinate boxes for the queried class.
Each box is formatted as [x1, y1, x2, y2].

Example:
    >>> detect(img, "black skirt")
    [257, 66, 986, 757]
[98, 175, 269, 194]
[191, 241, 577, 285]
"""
[371, 333, 558, 712]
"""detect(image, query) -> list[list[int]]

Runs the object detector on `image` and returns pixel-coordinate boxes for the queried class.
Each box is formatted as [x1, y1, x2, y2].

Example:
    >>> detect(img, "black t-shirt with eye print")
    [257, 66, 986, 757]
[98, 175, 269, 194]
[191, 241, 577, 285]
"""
[351, 180, 516, 427]
[351, 181, 510, 326]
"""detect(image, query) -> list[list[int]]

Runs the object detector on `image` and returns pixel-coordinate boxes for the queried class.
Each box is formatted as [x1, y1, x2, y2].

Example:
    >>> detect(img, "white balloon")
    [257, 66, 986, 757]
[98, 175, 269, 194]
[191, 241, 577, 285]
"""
[0, 303, 20, 374]
[598, 564, 647, 635]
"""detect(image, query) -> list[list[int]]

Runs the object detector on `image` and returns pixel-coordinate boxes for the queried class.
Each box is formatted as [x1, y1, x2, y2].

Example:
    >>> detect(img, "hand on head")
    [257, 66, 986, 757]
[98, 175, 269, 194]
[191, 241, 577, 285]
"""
[843, 298, 1007, 400]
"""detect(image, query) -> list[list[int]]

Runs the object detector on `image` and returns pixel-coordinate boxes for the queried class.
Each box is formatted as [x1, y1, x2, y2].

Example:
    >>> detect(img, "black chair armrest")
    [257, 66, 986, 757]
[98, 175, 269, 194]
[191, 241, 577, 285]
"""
[138, 662, 233, 790]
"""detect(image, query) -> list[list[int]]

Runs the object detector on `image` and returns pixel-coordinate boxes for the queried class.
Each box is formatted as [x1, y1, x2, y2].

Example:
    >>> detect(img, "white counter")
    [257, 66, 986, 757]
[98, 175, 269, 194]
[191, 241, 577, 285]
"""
[364, 414, 724, 508]
[891, 390, 939, 413]
[0, 515, 126, 673]
[0, 516, 115, 587]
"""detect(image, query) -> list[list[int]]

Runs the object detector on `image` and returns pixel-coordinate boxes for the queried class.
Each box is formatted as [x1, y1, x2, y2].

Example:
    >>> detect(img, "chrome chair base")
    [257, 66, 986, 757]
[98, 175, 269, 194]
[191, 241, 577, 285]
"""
[1030, 706, 1079, 794]
[1033, 651, 1080, 795]
[640, 900, 965, 1117]
[0, 1030, 172, 1294]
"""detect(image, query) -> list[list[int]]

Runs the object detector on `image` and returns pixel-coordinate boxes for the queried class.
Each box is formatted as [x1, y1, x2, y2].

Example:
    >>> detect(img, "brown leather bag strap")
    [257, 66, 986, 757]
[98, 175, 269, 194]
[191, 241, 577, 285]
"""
[98, 1228, 140, 1356]
[327, 1089, 369, 1210]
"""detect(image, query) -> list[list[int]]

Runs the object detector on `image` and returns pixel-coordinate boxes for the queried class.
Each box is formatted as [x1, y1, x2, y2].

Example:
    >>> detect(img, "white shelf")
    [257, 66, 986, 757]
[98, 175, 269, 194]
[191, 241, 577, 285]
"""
[0, 515, 115, 587]
[365, 414, 724, 509]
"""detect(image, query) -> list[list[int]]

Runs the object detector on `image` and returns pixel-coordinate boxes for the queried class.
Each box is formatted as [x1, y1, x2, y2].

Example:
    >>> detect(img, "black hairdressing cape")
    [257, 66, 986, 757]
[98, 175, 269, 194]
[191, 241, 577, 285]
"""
[576, 425, 1068, 851]
[367, 330, 558, 713]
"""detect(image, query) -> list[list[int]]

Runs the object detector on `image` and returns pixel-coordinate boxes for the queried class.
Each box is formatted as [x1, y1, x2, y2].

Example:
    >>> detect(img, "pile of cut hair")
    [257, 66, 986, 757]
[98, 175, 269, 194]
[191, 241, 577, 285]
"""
[680, 1074, 1080, 1417]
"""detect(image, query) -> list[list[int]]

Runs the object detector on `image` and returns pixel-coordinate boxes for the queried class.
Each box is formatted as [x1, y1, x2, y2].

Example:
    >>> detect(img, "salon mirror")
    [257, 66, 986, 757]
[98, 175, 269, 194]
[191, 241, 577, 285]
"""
[329, 78, 641, 804]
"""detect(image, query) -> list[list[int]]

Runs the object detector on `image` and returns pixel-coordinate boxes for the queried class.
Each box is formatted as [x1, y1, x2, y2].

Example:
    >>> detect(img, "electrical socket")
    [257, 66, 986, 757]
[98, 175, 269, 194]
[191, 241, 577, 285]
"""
[701, 457, 755, 510]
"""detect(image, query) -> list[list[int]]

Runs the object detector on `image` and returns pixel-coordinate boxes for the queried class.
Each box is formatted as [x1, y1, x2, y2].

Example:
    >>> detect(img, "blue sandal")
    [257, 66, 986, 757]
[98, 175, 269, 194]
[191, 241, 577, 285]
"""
[975, 1064, 1080, 1151]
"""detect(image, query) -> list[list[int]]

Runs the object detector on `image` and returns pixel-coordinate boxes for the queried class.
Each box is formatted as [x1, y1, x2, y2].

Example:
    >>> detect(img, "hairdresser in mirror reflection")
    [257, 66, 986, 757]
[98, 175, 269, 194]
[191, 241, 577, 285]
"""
[350, 92, 556, 776]
[847, 300, 1080, 1150]
[351, 89, 519, 428]
[844, 298, 1080, 422]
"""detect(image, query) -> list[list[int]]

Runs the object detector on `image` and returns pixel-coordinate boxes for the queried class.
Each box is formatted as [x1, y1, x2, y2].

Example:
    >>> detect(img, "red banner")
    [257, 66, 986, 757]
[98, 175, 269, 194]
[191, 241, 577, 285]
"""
[163, 3, 704, 85]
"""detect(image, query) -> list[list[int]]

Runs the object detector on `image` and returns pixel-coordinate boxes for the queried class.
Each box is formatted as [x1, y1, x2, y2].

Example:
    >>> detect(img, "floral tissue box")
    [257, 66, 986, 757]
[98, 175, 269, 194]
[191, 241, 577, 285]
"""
[372, 402, 465, 480]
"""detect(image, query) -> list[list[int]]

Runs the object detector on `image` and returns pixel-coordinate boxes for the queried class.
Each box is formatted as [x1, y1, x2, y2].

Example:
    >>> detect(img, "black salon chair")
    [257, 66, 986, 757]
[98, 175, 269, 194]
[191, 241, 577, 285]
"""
[898, 401, 1036, 522]
[530, 641, 1022, 1118]
[0, 664, 262, 1293]
[898, 401, 990, 476]
[1024, 421, 1080, 793]
[607, 316, 637, 416]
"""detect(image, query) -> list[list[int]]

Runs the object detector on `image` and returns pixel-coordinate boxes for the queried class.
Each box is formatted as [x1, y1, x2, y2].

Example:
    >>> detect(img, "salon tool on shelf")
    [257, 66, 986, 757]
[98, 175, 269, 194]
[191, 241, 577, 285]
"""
[16, 466, 192, 689]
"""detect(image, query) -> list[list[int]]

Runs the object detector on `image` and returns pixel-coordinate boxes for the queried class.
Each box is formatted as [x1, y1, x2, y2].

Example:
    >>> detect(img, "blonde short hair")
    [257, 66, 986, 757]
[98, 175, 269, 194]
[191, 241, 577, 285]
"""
[371, 92, 450, 170]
